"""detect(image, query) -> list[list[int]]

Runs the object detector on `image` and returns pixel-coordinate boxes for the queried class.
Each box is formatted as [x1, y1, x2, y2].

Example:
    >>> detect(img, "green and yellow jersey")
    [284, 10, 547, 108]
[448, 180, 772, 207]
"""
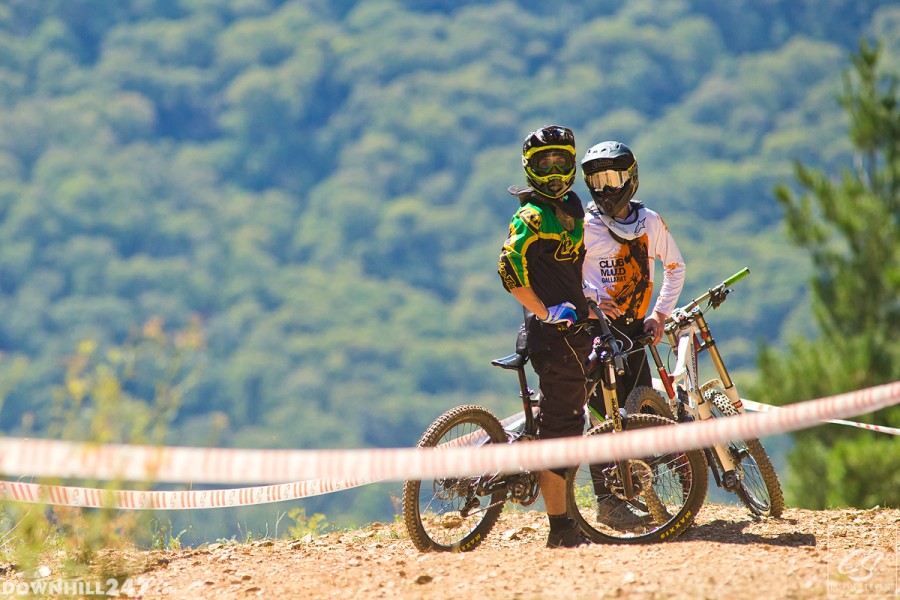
[498, 187, 589, 350]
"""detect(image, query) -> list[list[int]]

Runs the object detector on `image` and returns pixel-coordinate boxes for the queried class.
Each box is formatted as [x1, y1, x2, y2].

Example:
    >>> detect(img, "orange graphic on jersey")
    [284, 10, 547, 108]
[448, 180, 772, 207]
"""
[603, 235, 652, 320]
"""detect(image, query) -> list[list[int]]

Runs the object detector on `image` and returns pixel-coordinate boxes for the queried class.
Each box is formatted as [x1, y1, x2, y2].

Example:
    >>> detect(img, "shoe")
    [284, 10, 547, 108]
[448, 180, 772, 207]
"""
[595, 498, 654, 531]
[546, 521, 591, 548]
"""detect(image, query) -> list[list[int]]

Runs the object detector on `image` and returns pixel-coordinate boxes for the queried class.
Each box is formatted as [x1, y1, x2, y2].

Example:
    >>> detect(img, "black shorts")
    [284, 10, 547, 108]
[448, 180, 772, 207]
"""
[531, 327, 593, 440]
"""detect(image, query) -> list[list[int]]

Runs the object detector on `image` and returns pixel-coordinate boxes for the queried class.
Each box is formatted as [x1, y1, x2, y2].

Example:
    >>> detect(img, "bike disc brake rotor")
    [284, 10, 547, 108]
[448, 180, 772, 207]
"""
[433, 477, 472, 501]
[610, 460, 653, 501]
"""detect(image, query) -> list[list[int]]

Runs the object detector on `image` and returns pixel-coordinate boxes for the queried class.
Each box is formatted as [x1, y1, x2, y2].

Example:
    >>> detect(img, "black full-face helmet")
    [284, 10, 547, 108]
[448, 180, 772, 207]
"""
[581, 141, 639, 216]
[522, 125, 576, 199]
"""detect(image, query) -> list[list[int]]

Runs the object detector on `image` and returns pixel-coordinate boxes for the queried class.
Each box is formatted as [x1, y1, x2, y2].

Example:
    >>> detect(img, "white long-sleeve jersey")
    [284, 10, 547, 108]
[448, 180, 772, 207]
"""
[583, 203, 685, 321]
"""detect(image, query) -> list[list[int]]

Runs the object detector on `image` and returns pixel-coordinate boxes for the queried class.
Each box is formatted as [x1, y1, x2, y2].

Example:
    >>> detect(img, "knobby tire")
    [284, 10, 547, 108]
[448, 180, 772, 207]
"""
[705, 391, 785, 518]
[624, 386, 675, 420]
[401, 405, 507, 552]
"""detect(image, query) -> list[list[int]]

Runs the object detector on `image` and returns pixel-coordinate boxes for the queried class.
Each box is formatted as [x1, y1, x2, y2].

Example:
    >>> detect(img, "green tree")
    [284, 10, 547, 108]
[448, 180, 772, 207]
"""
[755, 40, 900, 508]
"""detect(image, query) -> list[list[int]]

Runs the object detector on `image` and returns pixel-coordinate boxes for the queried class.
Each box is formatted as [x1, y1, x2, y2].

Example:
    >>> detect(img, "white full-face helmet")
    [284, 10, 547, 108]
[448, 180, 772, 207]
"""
[581, 141, 639, 216]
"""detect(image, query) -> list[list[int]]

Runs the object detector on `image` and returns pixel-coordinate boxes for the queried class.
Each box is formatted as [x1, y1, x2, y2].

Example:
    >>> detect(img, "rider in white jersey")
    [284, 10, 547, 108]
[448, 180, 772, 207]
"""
[583, 203, 685, 328]
[581, 141, 686, 402]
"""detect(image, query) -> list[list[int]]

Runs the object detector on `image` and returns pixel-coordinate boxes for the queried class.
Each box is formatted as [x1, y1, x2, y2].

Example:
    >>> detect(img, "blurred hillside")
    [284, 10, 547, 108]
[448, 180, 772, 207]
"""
[0, 0, 897, 536]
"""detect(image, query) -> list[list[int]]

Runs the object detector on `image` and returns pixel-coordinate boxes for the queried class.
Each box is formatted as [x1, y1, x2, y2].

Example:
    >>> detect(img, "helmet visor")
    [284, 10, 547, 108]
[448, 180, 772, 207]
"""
[526, 148, 575, 178]
[585, 168, 632, 191]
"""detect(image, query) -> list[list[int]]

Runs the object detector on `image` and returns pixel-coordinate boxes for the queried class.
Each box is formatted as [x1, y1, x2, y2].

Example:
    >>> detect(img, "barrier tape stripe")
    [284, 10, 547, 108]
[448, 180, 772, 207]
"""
[0, 381, 898, 487]
[0, 410, 527, 486]
[0, 477, 377, 510]
[650, 378, 900, 436]
[740, 399, 900, 436]
[2, 387, 895, 510]
[0, 412, 531, 510]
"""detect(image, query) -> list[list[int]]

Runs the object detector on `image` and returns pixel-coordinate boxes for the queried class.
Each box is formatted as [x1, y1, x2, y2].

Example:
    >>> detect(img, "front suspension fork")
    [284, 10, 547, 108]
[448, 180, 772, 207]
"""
[650, 326, 740, 476]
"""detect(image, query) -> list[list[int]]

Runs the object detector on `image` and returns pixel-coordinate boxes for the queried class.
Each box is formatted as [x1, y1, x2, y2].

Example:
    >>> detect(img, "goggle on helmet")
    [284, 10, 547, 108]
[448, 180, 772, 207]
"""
[581, 140, 640, 216]
[522, 126, 576, 199]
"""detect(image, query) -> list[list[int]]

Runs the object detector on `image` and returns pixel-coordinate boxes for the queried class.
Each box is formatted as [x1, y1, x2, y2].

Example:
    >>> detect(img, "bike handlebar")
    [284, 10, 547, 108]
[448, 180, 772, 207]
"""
[669, 267, 750, 320]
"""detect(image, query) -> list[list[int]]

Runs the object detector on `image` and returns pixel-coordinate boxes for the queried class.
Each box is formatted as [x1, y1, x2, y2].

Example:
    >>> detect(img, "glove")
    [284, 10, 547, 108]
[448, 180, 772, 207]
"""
[541, 302, 577, 327]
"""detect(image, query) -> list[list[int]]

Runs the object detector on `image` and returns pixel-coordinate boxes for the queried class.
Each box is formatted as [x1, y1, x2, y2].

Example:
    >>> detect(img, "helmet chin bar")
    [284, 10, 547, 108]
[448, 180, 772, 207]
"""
[594, 181, 634, 216]
[529, 174, 574, 199]
[601, 200, 627, 216]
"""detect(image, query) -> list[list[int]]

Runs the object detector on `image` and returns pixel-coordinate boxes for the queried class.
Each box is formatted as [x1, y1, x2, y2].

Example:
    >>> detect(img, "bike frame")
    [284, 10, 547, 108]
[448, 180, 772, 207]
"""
[646, 268, 751, 478]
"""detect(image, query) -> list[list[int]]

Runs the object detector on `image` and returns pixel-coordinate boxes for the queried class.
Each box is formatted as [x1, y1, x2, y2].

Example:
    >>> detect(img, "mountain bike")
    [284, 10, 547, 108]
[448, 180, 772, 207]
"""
[624, 268, 785, 518]
[566, 302, 708, 544]
[401, 305, 708, 552]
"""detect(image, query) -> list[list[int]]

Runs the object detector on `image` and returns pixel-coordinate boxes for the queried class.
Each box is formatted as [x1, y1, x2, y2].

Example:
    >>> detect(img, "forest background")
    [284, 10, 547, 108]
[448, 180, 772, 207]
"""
[0, 0, 897, 544]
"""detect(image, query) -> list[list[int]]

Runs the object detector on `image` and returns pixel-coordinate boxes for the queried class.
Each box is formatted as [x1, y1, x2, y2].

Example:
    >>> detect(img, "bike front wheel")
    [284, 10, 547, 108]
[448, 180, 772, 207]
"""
[625, 386, 675, 420]
[566, 412, 709, 543]
[705, 390, 785, 518]
[401, 405, 508, 552]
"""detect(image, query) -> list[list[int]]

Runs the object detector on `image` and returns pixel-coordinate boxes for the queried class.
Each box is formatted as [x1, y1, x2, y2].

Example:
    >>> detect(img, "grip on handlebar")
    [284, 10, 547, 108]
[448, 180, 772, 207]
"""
[723, 267, 750, 288]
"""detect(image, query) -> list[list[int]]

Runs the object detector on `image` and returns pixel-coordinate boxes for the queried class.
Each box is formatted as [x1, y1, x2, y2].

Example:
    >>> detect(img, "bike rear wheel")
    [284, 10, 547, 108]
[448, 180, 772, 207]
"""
[402, 405, 508, 552]
[705, 390, 785, 518]
[566, 412, 708, 543]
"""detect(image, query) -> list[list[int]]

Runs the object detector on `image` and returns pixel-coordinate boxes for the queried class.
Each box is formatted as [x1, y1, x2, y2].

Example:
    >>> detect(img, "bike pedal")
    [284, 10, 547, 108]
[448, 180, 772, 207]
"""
[722, 470, 740, 491]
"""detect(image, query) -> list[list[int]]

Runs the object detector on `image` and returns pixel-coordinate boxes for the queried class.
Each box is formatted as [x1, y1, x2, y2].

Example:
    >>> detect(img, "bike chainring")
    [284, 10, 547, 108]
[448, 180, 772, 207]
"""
[507, 472, 541, 507]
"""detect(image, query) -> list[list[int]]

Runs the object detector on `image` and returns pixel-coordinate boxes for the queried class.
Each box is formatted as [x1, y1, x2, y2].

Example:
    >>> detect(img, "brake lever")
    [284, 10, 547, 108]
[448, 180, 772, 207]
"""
[708, 284, 730, 309]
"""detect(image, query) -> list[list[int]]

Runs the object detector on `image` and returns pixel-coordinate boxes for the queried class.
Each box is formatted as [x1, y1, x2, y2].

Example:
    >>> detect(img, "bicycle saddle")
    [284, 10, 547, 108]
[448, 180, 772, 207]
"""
[490, 352, 529, 370]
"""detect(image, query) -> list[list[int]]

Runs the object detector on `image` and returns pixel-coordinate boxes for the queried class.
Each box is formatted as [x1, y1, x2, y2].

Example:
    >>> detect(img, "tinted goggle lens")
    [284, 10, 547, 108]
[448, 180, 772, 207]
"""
[530, 150, 574, 176]
[586, 169, 631, 190]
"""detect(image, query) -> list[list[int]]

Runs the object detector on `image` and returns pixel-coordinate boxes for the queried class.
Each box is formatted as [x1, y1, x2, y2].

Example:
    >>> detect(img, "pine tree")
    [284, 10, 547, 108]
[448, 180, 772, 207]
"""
[754, 40, 900, 509]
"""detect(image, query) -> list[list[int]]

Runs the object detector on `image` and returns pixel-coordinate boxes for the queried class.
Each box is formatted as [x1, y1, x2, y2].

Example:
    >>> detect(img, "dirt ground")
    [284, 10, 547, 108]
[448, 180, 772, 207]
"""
[94, 503, 898, 599]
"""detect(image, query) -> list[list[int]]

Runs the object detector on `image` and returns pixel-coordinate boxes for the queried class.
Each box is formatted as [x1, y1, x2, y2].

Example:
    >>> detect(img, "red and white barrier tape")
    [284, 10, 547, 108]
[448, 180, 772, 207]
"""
[0, 411, 528, 509]
[0, 381, 897, 511]
[0, 412, 528, 485]
[0, 477, 375, 510]
[651, 378, 900, 436]
[740, 399, 900, 436]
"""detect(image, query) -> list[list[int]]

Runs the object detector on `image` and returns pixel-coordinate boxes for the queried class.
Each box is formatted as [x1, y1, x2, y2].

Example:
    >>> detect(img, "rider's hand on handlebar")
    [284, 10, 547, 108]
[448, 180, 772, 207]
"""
[583, 284, 622, 320]
[541, 302, 578, 327]
[644, 310, 667, 345]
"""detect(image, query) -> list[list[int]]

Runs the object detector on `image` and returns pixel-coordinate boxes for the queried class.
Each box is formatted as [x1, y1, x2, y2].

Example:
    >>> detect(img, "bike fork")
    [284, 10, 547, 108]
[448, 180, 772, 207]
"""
[695, 313, 744, 412]
[599, 378, 637, 500]
[649, 344, 741, 485]
[693, 392, 739, 476]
